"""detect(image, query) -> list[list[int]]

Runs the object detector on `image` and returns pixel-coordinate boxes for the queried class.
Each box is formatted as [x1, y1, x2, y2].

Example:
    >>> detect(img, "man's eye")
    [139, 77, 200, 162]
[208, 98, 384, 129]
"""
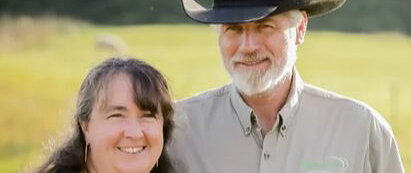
[224, 25, 242, 32]
[260, 24, 275, 30]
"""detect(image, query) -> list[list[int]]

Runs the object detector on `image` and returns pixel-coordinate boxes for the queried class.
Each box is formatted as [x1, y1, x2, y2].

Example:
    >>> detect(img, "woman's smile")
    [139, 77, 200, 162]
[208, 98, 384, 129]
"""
[117, 146, 146, 154]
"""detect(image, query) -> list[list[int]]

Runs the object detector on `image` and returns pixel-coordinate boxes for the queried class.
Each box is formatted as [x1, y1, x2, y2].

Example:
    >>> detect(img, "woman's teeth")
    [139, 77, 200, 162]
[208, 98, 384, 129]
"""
[118, 147, 144, 154]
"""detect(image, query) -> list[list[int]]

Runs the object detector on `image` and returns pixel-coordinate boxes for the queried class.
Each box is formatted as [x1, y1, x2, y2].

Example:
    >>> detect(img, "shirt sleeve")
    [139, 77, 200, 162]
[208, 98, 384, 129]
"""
[366, 109, 405, 173]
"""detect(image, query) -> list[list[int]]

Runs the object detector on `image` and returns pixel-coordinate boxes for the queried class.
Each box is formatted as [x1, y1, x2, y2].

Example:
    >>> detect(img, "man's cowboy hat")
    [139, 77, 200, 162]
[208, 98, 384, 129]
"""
[181, 0, 345, 24]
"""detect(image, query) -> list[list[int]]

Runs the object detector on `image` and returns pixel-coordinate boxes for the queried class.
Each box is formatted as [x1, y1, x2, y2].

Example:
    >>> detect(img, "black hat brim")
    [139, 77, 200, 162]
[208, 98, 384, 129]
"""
[182, 0, 345, 24]
[182, 1, 278, 24]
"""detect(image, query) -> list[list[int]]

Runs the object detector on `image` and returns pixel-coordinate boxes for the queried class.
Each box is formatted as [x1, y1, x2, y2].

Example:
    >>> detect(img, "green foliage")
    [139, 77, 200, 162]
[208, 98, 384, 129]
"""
[0, 0, 189, 24]
[1, 0, 411, 33]
[0, 21, 410, 172]
[308, 0, 411, 34]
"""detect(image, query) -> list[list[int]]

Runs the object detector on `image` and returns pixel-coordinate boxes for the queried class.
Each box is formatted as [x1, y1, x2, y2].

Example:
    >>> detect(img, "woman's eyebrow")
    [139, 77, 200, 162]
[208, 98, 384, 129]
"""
[104, 105, 128, 113]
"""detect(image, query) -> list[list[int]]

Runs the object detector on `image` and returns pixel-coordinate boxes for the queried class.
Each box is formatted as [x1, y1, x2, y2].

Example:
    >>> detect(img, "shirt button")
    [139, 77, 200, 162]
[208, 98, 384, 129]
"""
[263, 153, 270, 160]
[281, 126, 287, 131]
[245, 127, 251, 134]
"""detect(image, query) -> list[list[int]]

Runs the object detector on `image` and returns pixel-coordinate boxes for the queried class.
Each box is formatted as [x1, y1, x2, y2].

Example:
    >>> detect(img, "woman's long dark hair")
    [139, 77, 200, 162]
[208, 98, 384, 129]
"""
[35, 57, 174, 173]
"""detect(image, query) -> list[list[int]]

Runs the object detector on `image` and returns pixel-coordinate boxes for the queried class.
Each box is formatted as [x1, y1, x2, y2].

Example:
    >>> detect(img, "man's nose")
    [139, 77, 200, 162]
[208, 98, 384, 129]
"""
[239, 30, 260, 53]
[124, 119, 144, 139]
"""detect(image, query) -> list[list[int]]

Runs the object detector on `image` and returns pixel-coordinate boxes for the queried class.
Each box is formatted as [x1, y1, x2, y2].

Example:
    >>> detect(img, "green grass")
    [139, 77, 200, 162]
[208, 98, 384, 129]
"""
[0, 22, 410, 172]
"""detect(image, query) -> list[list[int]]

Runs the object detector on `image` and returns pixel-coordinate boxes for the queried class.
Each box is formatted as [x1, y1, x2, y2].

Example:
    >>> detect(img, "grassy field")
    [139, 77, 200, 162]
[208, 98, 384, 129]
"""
[0, 19, 410, 172]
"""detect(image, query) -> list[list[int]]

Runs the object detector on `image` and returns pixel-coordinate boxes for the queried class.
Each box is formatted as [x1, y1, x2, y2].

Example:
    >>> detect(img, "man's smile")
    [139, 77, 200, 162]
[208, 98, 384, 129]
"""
[234, 57, 270, 70]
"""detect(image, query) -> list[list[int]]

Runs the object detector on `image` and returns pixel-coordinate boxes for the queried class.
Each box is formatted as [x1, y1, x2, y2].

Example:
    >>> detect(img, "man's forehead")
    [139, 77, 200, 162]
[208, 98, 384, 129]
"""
[256, 16, 279, 23]
[220, 13, 286, 26]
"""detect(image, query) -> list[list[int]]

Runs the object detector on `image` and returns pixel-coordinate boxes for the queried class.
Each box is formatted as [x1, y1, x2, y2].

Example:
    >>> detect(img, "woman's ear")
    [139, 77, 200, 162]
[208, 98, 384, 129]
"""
[296, 10, 308, 45]
[80, 121, 89, 139]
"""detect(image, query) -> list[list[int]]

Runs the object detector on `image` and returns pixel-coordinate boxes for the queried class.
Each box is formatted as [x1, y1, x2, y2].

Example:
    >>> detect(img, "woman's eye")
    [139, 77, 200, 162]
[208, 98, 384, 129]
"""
[142, 111, 157, 119]
[107, 113, 123, 119]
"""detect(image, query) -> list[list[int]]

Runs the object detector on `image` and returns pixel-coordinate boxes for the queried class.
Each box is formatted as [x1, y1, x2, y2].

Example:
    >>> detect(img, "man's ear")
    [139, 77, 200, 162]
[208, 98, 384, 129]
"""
[296, 10, 308, 45]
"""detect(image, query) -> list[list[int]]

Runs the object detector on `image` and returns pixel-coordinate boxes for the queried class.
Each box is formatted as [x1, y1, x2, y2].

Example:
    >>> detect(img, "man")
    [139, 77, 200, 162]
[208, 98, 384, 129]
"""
[167, 0, 405, 172]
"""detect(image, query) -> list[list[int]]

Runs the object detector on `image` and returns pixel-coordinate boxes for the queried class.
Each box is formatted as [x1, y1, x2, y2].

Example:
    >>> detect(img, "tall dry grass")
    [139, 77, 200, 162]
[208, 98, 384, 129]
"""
[0, 15, 86, 52]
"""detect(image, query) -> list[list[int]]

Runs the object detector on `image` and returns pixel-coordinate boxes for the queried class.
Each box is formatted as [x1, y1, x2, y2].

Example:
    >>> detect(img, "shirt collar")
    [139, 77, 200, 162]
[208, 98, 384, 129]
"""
[279, 69, 304, 133]
[230, 84, 254, 135]
[229, 68, 304, 136]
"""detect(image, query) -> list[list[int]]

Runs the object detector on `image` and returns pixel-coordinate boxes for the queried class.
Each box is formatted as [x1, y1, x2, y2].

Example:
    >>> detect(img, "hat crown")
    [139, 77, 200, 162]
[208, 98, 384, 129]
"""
[213, 0, 281, 8]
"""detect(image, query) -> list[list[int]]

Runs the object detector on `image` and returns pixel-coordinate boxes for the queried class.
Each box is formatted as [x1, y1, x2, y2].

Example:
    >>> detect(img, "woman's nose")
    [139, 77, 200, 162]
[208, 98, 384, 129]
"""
[123, 119, 144, 139]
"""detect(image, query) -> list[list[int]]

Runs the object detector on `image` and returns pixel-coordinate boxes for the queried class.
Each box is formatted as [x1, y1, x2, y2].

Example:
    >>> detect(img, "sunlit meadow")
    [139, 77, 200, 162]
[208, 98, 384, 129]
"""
[0, 17, 410, 172]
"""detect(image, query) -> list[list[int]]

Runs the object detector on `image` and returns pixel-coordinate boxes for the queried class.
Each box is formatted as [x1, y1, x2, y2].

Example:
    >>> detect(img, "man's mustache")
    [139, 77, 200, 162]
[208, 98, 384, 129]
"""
[231, 52, 271, 63]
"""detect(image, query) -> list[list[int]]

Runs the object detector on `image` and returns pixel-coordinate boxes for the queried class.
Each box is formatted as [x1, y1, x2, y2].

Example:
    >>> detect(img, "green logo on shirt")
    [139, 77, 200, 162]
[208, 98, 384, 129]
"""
[301, 156, 349, 173]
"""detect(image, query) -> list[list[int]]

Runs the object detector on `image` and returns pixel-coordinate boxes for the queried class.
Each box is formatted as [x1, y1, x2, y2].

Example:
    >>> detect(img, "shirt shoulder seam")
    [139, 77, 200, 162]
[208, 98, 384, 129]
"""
[177, 84, 231, 104]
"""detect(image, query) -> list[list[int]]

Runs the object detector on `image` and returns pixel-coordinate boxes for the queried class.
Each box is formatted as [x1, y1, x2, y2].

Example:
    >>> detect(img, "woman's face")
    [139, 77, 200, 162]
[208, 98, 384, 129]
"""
[82, 73, 164, 173]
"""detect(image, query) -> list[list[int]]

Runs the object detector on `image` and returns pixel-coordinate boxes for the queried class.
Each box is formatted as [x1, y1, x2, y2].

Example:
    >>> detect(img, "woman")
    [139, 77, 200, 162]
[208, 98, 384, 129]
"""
[35, 57, 174, 173]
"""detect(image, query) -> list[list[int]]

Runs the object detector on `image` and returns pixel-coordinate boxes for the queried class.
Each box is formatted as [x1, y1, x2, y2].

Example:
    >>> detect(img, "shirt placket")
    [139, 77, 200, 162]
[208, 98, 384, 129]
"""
[250, 113, 263, 147]
[259, 114, 286, 173]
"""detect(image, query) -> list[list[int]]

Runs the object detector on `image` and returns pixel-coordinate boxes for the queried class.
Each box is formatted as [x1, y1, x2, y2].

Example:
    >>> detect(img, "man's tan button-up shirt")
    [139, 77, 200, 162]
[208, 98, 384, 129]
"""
[167, 71, 404, 173]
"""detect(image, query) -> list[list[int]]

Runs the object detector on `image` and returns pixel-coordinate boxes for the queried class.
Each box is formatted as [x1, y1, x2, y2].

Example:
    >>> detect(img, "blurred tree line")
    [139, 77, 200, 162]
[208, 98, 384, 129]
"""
[1, 0, 410, 34]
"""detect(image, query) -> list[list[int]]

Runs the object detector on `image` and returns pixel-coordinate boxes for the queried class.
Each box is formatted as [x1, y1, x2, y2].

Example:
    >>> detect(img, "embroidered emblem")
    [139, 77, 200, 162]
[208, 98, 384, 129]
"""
[301, 156, 349, 173]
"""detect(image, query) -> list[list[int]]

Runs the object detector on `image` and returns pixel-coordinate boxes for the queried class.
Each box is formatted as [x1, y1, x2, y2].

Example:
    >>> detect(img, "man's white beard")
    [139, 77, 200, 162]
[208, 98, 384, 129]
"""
[229, 48, 296, 96]
[232, 65, 281, 96]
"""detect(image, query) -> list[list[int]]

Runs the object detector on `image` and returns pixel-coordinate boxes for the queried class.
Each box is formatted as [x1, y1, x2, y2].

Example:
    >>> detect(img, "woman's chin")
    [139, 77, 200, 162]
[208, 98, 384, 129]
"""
[108, 147, 161, 173]
[114, 163, 152, 173]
